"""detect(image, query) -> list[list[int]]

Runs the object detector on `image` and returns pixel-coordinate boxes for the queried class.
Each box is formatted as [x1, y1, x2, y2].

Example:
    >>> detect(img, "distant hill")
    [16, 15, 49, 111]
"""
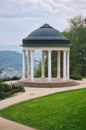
[0, 51, 22, 70]
[0, 51, 40, 78]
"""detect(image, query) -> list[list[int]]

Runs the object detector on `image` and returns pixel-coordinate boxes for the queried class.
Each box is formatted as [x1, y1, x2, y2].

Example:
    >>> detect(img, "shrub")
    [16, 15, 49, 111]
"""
[11, 84, 25, 92]
[0, 83, 12, 92]
[0, 83, 25, 99]
[11, 76, 20, 80]
[0, 76, 20, 83]
[11, 84, 18, 90]
[0, 77, 11, 83]
[70, 74, 82, 80]
[17, 85, 25, 92]
[0, 92, 4, 99]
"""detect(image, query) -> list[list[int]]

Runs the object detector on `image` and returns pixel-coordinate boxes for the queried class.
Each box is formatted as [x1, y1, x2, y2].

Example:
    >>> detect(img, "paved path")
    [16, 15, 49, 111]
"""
[0, 117, 35, 130]
[0, 79, 86, 130]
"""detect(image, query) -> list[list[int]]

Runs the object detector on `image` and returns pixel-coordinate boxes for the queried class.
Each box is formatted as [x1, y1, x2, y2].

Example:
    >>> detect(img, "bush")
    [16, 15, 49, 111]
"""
[0, 83, 25, 99]
[17, 85, 25, 92]
[0, 77, 11, 83]
[0, 76, 20, 83]
[0, 92, 4, 99]
[70, 63, 83, 80]
[11, 76, 20, 80]
[11, 84, 25, 92]
[70, 74, 82, 80]
[0, 83, 12, 92]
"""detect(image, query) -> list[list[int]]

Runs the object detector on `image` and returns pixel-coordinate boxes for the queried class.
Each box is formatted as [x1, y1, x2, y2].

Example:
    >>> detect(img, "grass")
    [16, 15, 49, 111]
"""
[0, 88, 86, 130]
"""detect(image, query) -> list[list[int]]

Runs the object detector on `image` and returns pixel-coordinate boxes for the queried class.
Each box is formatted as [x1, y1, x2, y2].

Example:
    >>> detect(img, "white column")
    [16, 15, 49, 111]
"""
[22, 50, 26, 79]
[27, 50, 30, 79]
[63, 50, 67, 80]
[57, 51, 61, 78]
[41, 50, 45, 78]
[67, 51, 70, 79]
[30, 50, 34, 81]
[48, 50, 51, 82]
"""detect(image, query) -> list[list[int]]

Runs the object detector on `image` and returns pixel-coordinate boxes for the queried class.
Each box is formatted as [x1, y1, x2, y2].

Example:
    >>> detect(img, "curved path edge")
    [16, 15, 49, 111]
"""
[0, 79, 86, 130]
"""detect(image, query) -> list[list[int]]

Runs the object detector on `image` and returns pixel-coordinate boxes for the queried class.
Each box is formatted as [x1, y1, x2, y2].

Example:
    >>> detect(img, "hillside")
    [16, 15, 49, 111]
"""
[0, 51, 39, 78]
[0, 51, 22, 69]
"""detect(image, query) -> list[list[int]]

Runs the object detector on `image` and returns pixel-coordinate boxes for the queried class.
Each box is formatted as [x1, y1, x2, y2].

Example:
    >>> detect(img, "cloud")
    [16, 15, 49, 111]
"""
[0, 0, 86, 18]
[0, 0, 86, 45]
[0, 0, 52, 18]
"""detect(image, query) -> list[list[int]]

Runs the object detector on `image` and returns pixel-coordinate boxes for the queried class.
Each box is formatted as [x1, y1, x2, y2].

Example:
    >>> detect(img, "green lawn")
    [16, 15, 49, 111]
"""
[0, 88, 86, 130]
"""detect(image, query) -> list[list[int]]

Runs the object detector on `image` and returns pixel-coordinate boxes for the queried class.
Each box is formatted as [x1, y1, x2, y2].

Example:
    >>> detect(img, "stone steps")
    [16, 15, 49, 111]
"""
[17, 80, 80, 88]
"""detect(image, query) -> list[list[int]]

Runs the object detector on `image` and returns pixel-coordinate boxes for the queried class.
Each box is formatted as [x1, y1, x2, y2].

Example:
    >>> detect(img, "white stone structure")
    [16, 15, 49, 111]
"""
[22, 24, 70, 82]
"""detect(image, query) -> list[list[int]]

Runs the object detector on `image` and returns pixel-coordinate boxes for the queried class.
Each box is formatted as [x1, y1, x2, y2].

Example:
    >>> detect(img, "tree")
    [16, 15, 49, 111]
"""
[63, 16, 86, 77]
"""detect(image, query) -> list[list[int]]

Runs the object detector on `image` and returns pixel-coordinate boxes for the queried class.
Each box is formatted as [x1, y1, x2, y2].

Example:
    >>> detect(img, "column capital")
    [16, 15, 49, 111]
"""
[30, 49, 34, 52]
[48, 49, 52, 52]
[27, 50, 30, 52]
[67, 50, 70, 52]
[64, 50, 67, 52]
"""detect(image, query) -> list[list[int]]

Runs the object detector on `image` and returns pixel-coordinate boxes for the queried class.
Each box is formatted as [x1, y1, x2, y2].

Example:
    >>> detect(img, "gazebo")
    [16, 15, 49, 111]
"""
[22, 23, 70, 82]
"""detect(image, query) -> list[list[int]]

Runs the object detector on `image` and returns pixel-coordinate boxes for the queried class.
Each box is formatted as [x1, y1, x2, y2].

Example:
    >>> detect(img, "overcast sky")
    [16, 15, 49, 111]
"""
[0, 0, 86, 46]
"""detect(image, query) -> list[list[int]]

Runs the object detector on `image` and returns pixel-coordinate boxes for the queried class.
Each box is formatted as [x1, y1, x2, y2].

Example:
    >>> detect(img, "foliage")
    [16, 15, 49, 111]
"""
[0, 83, 24, 93]
[70, 64, 82, 80]
[0, 76, 20, 83]
[70, 74, 82, 80]
[0, 77, 12, 83]
[11, 76, 20, 80]
[63, 15, 86, 77]
[0, 83, 10, 92]
[34, 63, 41, 77]
[0, 83, 25, 99]
[0, 88, 86, 130]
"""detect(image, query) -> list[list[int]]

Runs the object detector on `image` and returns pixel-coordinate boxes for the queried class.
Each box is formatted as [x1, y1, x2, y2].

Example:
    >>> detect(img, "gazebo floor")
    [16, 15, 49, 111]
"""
[17, 78, 80, 88]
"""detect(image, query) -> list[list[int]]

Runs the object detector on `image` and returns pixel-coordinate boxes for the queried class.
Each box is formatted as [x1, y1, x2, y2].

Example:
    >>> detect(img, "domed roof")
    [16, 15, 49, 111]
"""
[22, 23, 70, 46]
[24, 23, 67, 40]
